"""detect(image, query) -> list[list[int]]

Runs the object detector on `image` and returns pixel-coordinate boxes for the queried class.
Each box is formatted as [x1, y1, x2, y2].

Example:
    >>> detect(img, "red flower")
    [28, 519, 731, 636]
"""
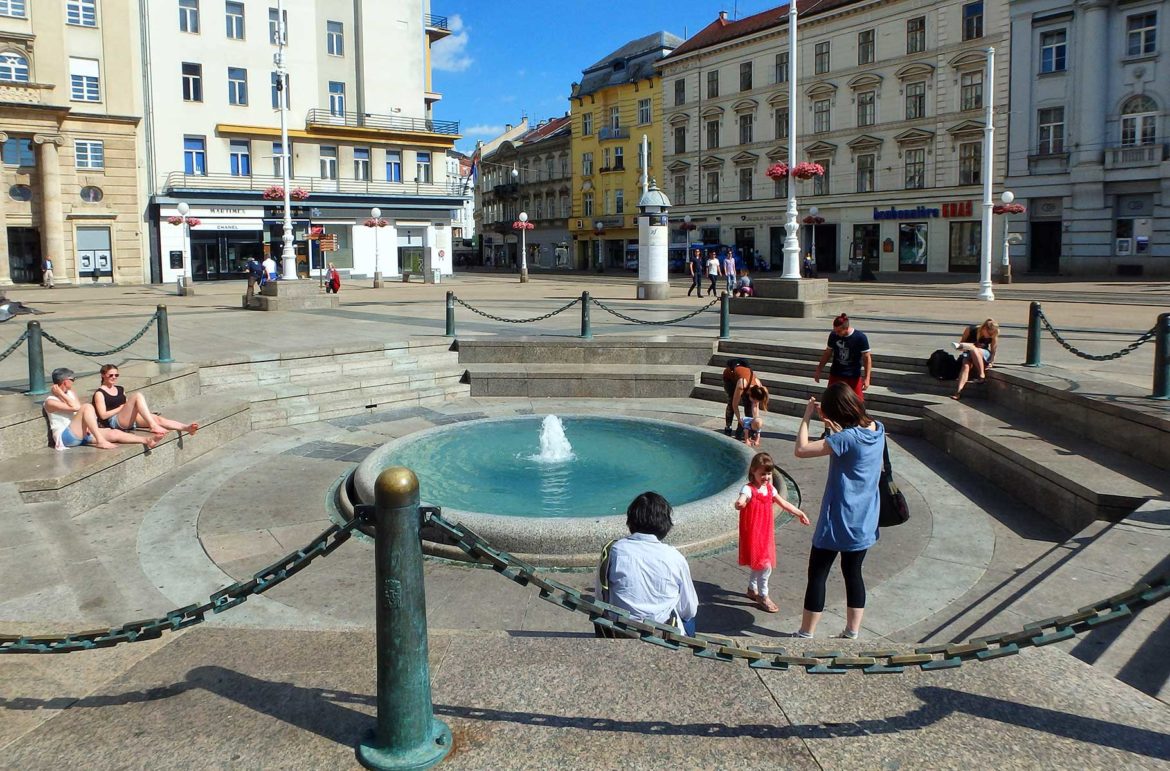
[167, 216, 184, 226]
[512, 220, 535, 230]
[185, 217, 201, 227]
[802, 215, 825, 225]
[791, 162, 825, 180]
[993, 203, 1026, 215]
[364, 218, 388, 227]
[765, 162, 789, 180]
[290, 187, 310, 201]
[680, 221, 697, 231]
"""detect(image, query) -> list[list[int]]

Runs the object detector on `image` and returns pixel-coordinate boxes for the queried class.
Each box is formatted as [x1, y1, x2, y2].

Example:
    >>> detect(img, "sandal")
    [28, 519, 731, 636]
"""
[757, 597, 779, 613]
[745, 588, 760, 601]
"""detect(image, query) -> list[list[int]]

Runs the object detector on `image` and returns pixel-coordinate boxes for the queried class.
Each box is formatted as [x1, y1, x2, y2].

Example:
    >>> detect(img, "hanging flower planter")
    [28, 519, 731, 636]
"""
[512, 220, 535, 231]
[791, 162, 825, 181]
[993, 203, 1026, 215]
[262, 186, 310, 201]
[802, 215, 825, 225]
[680, 221, 697, 232]
[765, 162, 789, 180]
[167, 215, 200, 227]
[364, 218, 389, 227]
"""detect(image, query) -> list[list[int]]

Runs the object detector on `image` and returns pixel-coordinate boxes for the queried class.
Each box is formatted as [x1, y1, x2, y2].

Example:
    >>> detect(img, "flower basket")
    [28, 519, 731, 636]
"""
[765, 162, 789, 180]
[680, 221, 697, 232]
[167, 216, 184, 226]
[262, 186, 311, 201]
[167, 215, 200, 227]
[291, 187, 310, 201]
[993, 203, 1026, 215]
[791, 162, 825, 181]
[512, 220, 535, 231]
[363, 218, 389, 227]
[802, 215, 825, 225]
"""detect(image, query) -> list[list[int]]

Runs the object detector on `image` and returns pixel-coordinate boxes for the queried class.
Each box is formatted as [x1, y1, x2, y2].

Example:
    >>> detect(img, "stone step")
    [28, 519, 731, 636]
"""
[250, 384, 469, 428]
[705, 352, 958, 396]
[697, 370, 951, 417]
[463, 364, 697, 399]
[717, 338, 930, 373]
[691, 382, 924, 436]
[198, 348, 458, 388]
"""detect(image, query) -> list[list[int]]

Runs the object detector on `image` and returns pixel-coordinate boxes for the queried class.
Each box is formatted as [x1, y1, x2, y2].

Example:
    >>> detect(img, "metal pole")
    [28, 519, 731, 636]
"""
[719, 292, 730, 340]
[156, 305, 173, 364]
[276, 0, 297, 281]
[444, 291, 455, 337]
[580, 291, 592, 339]
[978, 47, 996, 301]
[780, 2, 801, 280]
[1025, 301, 1042, 367]
[27, 320, 46, 396]
[355, 468, 452, 771]
[1153, 312, 1169, 399]
[1001, 212, 1012, 284]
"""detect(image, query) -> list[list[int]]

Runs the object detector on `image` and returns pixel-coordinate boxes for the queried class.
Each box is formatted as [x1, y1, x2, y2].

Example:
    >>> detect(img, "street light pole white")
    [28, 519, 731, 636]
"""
[276, 0, 297, 280]
[176, 201, 192, 292]
[781, 1, 802, 279]
[978, 46, 996, 301]
[683, 214, 692, 253]
[371, 206, 382, 287]
[809, 205, 819, 272]
[518, 212, 529, 283]
[1000, 190, 1014, 284]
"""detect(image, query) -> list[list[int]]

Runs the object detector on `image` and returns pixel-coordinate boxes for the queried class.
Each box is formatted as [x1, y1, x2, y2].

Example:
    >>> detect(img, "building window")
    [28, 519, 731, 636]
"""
[706, 170, 719, 202]
[706, 119, 720, 149]
[603, 148, 611, 170]
[776, 52, 789, 83]
[636, 142, 650, 169]
[960, 70, 983, 111]
[904, 148, 925, 189]
[740, 61, 753, 91]
[1120, 95, 1158, 145]
[739, 113, 754, 144]
[69, 57, 100, 101]
[546, 156, 554, 177]
[181, 62, 202, 102]
[582, 152, 593, 175]
[815, 41, 831, 74]
[416, 151, 431, 182]
[907, 16, 925, 54]
[1127, 12, 1157, 56]
[858, 30, 875, 65]
[328, 81, 345, 115]
[857, 90, 876, 127]
[856, 153, 875, 192]
[2, 137, 34, 166]
[673, 174, 686, 205]
[674, 78, 685, 106]
[707, 70, 719, 98]
[674, 125, 686, 154]
[225, 2, 245, 39]
[272, 141, 289, 176]
[963, 1, 983, 41]
[74, 139, 104, 169]
[959, 140, 981, 185]
[0, 1, 27, 18]
[1037, 107, 1065, 154]
[327, 20, 344, 56]
[899, 222, 928, 270]
[609, 106, 620, 130]
[638, 98, 651, 125]
[183, 136, 206, 175]
[615, 189, 624, 214]
[1039, 29, 1067, 73]
[949, 221, 982, 271]
[582, 112, 593, 136]
[270, 72, 283, 108]
[739, 166, 753, 200]
[773, 174, 788, 199]
[0, 52, 29, 83]
[229, 140, 250, 176]
[813, 99, 830, 133]
[812, 161, 830, 195]
[906, 81, 925, 119]
[614, 146, 625, 170]
[67, 0, 97, 27]
[386, 150, 402, 181]
[582, 192, 593, 216]
[353, 147, 370, 180]
[320, 146, 337, 179]
[178, 0, 199, 33]
[227, 67, 247, 105]
[268, 7, 286, 44]
[775, 108, 789, 139]
[80, 186, 103, 202]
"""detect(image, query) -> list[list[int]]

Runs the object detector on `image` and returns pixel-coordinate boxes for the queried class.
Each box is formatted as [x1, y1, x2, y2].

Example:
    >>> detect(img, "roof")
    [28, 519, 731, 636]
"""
[517, 115, 571, 144]
[663, 0, 860, 61]
[574, 31, 683, 99]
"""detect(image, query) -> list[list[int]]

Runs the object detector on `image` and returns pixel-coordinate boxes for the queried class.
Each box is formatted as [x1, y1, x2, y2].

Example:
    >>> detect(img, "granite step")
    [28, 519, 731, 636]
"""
[463, 364, 698, 399]
[691, 382, 924, 436]
[697, 370, 951, 417]
[703, 354, 958, 398]
[718, 338, 931, 374]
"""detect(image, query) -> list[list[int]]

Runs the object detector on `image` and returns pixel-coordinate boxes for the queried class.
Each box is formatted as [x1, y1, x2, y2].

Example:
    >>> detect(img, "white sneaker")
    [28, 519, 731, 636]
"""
[838, 629, 859, 640]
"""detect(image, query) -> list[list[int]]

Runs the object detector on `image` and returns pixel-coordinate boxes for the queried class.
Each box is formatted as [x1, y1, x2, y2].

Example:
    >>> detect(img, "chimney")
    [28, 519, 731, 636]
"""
[719, 10, 728, 21]
[505, 123, 513, 131]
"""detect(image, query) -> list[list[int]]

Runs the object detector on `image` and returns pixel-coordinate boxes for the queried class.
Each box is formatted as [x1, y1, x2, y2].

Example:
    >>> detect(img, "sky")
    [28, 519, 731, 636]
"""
[430, 1, 786, 154]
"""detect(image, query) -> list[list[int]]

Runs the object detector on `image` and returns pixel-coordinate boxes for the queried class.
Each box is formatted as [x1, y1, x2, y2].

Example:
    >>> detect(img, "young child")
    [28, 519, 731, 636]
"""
[735, 452, 810, 613]
[740, 384, 769, 447]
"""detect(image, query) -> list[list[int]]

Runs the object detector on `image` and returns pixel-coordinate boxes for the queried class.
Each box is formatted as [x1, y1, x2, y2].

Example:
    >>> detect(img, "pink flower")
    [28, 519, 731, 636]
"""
[185, 217, 201, 227]
[765, 162, 789, 179]
[363, 218, 388, 227]
[802, 215, 825, 225]
[512, 220, 534, 230]
[290, 187, 310, 201]
[167, 216, 184, 226]
[791, 162, 825, 180]
[993, 203, 1026, 215]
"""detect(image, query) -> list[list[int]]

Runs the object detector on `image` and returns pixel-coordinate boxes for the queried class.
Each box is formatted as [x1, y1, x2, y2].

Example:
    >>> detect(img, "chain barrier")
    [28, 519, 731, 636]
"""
[0, 329, 29, 362]
[591, 296, 719, 326]
[40, 311, 160, 359]
[1037, 309, 1157, 362]
[452, 295, 579, 324]
[425, 510, 1170, 674]
[0, 517, 360, 654]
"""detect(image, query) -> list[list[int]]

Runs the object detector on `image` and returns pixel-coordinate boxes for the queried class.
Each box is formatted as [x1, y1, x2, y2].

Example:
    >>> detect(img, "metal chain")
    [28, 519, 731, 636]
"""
[425, 510, 1170, 674]
[40, 312, 159, 359]
[0, 329, 29, 362]
[0, 517, 360, 654]
[1037, 310, 1157, 362]
[591, 296, 719, 325]
[452, 295, 580, 324]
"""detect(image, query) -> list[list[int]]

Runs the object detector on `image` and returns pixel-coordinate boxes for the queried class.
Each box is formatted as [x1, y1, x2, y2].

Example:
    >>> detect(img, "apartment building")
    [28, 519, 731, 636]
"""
[141, 0, 463, 283]
[0, 0, 145, 285]
[658, 0, 1008, 275]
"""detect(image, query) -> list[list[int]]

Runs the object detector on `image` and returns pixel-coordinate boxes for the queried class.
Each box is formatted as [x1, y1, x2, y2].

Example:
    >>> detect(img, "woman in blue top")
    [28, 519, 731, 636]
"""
[793, 382, 885, 640]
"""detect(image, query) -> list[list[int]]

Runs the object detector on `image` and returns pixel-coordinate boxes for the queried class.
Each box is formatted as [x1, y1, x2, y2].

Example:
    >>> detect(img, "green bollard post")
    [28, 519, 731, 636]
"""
[356, 468, 452, 771]
[444, 292, 455, 337]
[580, 291, 592, 339]
[1153, 312, 1169, 400]
[27, 321, 47, 396]
[1025, 301, 1042, 368]
[719, 292, 730, 340]
[156, 305, 174, 364]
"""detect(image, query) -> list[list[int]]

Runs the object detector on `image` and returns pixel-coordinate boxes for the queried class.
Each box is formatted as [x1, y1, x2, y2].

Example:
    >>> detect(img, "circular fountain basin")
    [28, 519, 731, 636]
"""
[352, 415, 799, 566]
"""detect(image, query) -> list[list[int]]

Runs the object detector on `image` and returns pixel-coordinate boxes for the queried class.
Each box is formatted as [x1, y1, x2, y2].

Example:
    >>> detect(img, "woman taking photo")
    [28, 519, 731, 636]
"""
[793, 382, 885, 639]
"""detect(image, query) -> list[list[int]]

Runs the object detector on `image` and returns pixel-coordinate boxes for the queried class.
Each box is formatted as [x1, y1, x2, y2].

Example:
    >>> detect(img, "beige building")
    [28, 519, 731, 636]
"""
[0, 0, 145, 286]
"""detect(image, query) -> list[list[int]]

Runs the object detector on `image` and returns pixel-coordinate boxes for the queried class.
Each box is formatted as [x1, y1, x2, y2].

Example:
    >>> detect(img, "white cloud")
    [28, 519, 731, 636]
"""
[432, 14, 472, 72]
[463, 124, 507, 137]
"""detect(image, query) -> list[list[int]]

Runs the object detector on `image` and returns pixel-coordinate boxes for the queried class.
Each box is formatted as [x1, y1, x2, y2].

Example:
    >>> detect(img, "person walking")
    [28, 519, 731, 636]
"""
[686, 247, 704, 297]
[793, 384, 884, 639]
[735, 452, 810, 613]
[325, 262, 341, 294]
[813, 313, 872, 400]
[246, 256, 263, 301]
[41, 257, 55, 289]
[722, 250, 737, 294]
[705, 250, 720, 296]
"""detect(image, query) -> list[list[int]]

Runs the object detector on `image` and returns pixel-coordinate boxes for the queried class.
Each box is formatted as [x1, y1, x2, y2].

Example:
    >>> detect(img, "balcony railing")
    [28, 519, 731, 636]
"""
[425, 14, 448, 30]
[598, 127, 629, 141]
[163, 172, 466, 198]
[492, 182, 519, 197]
[305, 109, 460, 135]
[1104, 143, 1165, 170]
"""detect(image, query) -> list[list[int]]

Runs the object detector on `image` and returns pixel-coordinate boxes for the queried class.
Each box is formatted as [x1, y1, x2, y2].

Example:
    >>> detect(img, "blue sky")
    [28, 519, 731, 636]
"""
[430, 1, 784, 153]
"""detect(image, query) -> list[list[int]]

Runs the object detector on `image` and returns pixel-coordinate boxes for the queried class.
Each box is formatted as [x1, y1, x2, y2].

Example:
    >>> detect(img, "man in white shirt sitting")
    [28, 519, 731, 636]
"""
[596, 492, 698, 635]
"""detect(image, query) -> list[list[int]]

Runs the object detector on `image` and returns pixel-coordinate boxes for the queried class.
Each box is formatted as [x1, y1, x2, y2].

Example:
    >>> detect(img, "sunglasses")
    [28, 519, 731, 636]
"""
[105, 373, 120, 378]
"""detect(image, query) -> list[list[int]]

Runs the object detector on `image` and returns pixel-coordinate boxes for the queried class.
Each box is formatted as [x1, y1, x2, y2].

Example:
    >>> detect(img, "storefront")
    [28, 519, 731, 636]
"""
[159, 205, 268, 282]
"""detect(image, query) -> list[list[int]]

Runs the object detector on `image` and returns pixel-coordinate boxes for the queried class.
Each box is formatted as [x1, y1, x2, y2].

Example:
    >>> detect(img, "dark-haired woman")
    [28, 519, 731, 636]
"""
[793, 382, 885, 640]
[595, 492, 698, 635]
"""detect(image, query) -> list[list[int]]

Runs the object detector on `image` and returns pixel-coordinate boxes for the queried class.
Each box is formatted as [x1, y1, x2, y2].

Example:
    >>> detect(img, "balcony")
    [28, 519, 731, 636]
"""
[1104, 143, 1165, 170]
[162, 172, 465, 199]
[598, 162, 625, 174]
[492, 182, 519, 198]
[425, 14, 452, 40]
[598, 127, 629, 141]
[304, 109, 460, 136]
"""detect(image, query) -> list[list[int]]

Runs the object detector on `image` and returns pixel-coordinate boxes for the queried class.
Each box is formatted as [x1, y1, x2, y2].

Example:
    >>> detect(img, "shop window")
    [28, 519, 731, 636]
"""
[898, 222, 928, 271]
[949, 221, 982, 271]
[77, 226, 112, 278]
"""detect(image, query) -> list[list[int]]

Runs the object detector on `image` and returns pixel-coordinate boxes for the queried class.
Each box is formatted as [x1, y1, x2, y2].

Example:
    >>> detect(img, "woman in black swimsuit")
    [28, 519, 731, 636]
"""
[92, 364, 199, 436]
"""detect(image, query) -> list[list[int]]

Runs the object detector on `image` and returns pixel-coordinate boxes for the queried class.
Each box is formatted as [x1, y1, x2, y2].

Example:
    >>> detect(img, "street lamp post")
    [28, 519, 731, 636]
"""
[176, 201, 192, 294]
[978, 46, 996, 301]
[370, 206, 383, 287]
[683, 214, 693, 254]
[780, 0, 802, 280]
[518, 211, 530, 283]
[1000, 191, 1015, 284]
[593, 221, 605, 273]
[809, 206, 819, 273]
[275, 0, 297, 280]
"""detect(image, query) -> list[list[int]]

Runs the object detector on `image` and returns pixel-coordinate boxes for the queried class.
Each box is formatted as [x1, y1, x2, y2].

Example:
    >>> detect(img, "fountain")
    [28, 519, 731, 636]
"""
[530, 415, 574, 463]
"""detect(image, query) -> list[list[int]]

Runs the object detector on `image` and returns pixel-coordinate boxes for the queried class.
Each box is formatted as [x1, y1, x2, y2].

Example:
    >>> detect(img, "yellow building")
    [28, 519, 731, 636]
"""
[569, 32, 681, 270]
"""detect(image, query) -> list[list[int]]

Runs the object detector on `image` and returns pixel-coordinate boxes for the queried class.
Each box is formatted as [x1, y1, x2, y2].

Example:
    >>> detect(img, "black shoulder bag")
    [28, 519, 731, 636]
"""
[878, 440, 910, 527]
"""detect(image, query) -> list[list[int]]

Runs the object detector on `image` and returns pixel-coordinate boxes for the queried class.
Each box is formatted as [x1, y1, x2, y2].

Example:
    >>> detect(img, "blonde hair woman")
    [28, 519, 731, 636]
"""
[951, 319, 999, 400]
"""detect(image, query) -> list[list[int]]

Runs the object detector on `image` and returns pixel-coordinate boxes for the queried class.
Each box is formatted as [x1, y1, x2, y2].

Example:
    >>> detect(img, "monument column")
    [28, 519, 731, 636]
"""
[33, 134, 66, 283]
[0, 131, 10, 286]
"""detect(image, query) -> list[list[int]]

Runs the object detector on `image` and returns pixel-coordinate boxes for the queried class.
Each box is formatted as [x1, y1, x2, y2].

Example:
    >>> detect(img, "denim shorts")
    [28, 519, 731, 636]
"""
[107, 413, 136, 431]
[60, 427, 92, 447]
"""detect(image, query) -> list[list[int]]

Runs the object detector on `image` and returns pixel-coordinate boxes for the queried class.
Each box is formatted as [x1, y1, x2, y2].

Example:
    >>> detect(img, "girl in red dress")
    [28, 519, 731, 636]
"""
[735, 452, 810, 612]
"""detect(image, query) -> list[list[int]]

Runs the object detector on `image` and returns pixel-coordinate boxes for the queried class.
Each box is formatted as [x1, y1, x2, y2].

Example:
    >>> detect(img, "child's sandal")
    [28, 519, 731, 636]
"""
[757, 597, 779, 613]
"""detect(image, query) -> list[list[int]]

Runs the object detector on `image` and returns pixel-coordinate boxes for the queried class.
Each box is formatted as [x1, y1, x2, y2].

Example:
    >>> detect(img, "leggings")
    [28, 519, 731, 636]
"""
[803, 546, 868, 613]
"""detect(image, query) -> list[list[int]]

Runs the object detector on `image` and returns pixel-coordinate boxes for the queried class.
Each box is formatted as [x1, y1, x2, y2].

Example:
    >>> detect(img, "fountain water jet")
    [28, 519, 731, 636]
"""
[530, 415, 574, 463]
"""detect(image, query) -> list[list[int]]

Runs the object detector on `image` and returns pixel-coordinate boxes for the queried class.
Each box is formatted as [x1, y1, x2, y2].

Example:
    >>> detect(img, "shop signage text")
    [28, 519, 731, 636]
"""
[873, 201, 973, 220]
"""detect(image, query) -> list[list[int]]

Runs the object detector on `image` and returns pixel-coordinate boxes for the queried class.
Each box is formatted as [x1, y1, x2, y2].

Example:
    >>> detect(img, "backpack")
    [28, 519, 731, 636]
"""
[927, 349, 960, 380]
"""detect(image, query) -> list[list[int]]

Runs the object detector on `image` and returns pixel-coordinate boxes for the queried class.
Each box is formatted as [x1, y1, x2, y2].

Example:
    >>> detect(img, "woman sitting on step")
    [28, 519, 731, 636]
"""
[92, 363, 198, 437]
[951, 319, 999, 400]
[44, 368, 160, 451]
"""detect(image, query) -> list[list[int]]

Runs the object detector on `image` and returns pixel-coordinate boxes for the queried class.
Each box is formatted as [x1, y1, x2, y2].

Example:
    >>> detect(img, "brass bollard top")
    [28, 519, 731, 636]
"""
[375, 467, 420, 508]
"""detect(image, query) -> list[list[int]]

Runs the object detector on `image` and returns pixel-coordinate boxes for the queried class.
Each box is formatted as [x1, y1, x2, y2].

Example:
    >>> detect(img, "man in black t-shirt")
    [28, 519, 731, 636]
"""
[686, 247, 704, 298]
[813, 313, 872, 400]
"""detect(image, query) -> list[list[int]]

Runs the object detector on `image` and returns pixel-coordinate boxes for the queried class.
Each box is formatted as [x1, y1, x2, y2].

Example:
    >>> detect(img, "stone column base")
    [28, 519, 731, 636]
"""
[636, 281, 669, 300]
[245, 279, 339, 311]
